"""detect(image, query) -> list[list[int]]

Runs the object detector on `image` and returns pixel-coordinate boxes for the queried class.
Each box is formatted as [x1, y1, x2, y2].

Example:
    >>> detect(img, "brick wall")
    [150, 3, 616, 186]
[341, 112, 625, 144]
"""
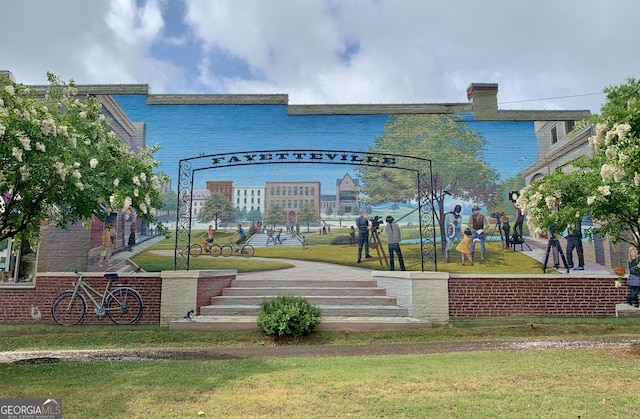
[0, 273, 162, 325]
[449, 275, 628, 318]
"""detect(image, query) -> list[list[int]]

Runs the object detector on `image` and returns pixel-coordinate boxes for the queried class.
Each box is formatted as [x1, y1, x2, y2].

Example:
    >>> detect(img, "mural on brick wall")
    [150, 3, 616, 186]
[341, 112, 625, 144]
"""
[113, 94, 537, 224]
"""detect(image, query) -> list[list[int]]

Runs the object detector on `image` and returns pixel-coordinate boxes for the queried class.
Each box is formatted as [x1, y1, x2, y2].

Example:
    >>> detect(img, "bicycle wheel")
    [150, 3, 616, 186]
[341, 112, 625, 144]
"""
[189, 244, 203, 257]
[51, 291, 87, 326]
[221, 245, 233, 257]
[240, 245, 255, 257]
[106, 287, 144, 324]
[209, 244, 222, 257]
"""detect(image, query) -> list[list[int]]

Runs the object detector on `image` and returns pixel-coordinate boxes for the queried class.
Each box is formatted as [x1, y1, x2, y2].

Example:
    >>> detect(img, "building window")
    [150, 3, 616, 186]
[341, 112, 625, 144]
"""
[551, 126, 558, 144]
[565, 120, 575, 134]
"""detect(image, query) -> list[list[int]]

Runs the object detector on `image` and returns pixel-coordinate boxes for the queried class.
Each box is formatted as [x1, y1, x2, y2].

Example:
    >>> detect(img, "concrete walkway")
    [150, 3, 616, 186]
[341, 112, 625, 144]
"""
[511, 237, 614, 275]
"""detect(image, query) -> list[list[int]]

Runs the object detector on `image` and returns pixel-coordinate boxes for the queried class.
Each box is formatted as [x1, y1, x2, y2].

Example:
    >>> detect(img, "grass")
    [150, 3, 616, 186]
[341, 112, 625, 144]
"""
[2, 321, 640, 417]
[1, 347, 639, 417]
[133, 229, 544, 274]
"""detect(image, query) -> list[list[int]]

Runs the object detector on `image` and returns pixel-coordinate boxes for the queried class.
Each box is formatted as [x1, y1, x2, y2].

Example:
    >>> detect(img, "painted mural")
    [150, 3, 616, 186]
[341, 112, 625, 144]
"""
[112, 94, 537, 200]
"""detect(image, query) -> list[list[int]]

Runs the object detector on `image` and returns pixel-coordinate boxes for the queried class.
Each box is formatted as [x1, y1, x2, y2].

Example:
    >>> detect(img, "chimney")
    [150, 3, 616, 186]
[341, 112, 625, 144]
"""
[0, 70, 16, 82]
[466, 83, 498, 119]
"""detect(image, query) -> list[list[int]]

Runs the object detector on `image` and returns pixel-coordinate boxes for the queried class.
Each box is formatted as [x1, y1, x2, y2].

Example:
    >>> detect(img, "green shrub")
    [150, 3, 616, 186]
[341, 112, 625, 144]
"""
[257, 295, 322, 337]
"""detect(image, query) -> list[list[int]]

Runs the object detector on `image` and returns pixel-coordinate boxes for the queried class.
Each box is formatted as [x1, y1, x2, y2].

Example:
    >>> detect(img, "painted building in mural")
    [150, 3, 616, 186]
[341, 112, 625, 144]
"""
[265, 181, 321, 224]
[233, 186, 265, 214]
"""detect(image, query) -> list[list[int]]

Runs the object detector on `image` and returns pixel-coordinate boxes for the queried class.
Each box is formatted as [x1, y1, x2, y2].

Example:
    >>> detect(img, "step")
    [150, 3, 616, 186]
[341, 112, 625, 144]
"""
[223, 287, 387, 297]
[231, 278, 378, 288]
[615, 303, 640, 317]
[211, 295, 398, 306]
[169, 316, 432, 332]
[199, 304, 409, 317]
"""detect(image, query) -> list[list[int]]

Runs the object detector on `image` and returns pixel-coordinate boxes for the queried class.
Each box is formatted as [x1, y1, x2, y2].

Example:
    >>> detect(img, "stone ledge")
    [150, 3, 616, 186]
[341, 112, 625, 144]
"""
[615, 303, 640, 317]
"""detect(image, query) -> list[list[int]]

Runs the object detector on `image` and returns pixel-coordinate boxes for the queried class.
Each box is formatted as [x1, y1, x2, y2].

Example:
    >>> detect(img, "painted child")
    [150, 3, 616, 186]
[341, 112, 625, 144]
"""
[456, 227, 474, 265]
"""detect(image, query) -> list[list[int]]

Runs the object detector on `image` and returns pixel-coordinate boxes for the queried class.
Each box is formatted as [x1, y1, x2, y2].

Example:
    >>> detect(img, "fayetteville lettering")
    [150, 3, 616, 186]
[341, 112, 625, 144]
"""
[210, 152, 398, 167]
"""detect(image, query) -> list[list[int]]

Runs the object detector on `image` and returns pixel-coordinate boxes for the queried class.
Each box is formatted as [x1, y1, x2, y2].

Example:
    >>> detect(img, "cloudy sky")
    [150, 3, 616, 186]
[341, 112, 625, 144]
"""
[2, 0, 638, 113]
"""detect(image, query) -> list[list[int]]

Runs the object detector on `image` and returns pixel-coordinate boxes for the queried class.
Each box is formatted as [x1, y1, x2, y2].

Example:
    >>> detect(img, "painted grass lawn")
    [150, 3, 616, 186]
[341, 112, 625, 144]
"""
[135, 230, 543, 274]
[1, 348, 638, 418]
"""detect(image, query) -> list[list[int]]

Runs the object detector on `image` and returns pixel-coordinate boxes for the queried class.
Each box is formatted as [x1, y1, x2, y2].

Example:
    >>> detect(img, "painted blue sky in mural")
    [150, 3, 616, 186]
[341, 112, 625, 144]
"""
[114, 95, 537, 194]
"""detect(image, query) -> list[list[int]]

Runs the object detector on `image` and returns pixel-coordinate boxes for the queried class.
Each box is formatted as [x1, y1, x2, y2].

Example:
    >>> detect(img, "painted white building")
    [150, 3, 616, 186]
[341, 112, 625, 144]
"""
[191, 189, 211, 217]
[233, 186, 265, 213]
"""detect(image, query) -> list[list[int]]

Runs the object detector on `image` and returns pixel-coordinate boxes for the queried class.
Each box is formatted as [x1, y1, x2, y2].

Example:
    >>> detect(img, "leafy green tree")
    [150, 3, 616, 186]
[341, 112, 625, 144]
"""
[337, 206, 345, 216]
[517, 78, 640, 248]
[357, 114, 500, 251]
[197, 193, 237, 228]
[246, 209, 263, 222]
[264, 204, 286, 228]
[0, 73, 167, 242]
[324, 206, 333, 217]
[297, 204, 318, 232]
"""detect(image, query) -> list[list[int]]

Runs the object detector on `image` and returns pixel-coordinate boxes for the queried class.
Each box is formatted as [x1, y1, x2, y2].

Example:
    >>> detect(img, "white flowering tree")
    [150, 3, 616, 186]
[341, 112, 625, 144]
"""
[0, 73, 167, 243]
[516, 78, 640, 248]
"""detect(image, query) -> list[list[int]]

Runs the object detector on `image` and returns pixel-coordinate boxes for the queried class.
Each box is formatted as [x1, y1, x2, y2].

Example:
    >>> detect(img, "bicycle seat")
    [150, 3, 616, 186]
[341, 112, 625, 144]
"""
[104, 273, 119, 281]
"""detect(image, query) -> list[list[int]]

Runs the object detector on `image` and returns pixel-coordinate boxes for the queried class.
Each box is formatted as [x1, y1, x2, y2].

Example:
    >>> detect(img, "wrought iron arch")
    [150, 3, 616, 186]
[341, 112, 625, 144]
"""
[174, 149, 437, 271]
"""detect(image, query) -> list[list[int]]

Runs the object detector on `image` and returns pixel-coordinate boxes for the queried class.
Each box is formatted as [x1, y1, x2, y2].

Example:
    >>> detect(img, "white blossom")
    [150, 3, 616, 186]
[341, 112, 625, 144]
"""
[12, 147, 23, 162]
[4, 85, 15, 95]
[635, 172, 640, 187]
[109, 195, 116, 206]
[19, 135, 31, 151]
[133, 189, 139, 197]
[132, 176, 141, 186]
[140, 172, 147, 182]
[124, 196, 132, 208]
[72, 170, 81, 179]
[544, 196, 557, 209]
[0, 123, 5, 137]
[41, 118, 57, 136]
[89, 158, 98, 169]
[19, 166, 30, 180]
[615, 123, 632, 139]
[75, 182, 84, 191]
[113, 178, 120, 187]
[598, 185, 611, 197]
[139, 203, 148, 214]
[54, 162, 69, 180]
[35, 142, 46, 152]
[58, 125, 69, 137]
[145, 195, 151, 205]
[587, 196, 597, 205]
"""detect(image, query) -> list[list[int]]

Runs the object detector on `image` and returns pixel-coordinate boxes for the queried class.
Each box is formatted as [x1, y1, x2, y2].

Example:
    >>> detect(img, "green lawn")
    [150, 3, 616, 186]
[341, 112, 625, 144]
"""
[1, 348, 638, 418]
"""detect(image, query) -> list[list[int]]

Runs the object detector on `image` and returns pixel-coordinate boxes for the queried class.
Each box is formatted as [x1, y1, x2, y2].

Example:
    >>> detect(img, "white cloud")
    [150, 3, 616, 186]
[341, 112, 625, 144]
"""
[1, 0, 639, 112]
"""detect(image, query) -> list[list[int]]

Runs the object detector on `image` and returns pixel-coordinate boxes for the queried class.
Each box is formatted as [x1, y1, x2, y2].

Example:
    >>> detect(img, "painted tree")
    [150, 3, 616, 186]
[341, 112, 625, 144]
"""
[357, 114, 500, 251]
[297, 204, 318, 232]
[264, 204, 286, 228]
[517, 78, 640, 248]
[197, 193, 237, 229]
[0, 73, 167, 243]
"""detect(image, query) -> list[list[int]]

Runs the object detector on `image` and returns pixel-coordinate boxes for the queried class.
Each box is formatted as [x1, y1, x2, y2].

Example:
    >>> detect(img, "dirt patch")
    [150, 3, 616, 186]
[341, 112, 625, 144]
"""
[2, 336, 639, 364]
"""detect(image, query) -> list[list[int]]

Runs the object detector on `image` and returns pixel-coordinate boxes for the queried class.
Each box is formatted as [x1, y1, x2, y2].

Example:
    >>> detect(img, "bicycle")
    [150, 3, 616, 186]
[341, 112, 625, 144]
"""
[51, 271, 144, 326]
[189, 239, 222, 257]
[221, 238, 254, 257]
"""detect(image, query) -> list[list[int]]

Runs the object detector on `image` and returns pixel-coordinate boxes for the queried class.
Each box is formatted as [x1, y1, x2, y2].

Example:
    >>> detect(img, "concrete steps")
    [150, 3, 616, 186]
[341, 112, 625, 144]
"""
[247, 233, 302, 247]
[169, 274, 432, 331]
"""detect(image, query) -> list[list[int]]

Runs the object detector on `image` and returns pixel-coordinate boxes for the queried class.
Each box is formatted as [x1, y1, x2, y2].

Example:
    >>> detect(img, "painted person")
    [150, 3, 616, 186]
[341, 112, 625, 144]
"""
[469, 204, 490, 260]
[456, 227, 474, 265]
[381, 216, 406, 271]
[355, 209, 372, 263]
[443, 204, 462, 262]
[626, 246, 640, 307]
